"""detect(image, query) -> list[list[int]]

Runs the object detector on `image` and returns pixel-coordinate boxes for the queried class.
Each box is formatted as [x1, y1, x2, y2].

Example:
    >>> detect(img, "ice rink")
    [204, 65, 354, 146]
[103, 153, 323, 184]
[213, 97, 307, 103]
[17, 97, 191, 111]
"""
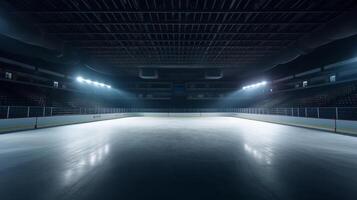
[1, 116, 357, 200]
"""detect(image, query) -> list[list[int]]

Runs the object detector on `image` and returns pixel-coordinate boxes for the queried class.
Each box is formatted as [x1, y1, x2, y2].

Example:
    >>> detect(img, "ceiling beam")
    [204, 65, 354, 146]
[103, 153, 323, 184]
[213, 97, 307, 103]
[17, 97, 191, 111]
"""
[77, 45, 286, 48]
[13, 10, 347, 14]
[64, 39, 294, 42]
[79, 46, 285, 49]
[36, 22, 322, 26]
[46, 32, 307, 35]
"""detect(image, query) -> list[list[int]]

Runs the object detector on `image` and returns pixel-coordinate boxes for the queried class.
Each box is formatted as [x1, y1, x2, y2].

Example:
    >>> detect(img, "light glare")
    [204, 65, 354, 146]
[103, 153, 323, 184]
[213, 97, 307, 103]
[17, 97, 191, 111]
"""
[76, 76, 111, 89]
[242, 81, 268, 90]
[76, 76, 84, 82]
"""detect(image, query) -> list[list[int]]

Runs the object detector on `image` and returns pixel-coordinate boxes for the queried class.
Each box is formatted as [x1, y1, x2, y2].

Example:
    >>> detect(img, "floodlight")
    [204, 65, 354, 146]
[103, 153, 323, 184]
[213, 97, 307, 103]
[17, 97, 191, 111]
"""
[76, 76, 112, 89]
[242, 81, 268, 90]
[76, 76, 84, 82]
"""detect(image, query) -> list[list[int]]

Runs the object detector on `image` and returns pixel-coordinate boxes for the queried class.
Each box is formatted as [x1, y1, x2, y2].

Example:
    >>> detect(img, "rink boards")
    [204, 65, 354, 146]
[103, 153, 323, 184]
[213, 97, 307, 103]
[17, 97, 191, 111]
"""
[1, 112, 357, 135]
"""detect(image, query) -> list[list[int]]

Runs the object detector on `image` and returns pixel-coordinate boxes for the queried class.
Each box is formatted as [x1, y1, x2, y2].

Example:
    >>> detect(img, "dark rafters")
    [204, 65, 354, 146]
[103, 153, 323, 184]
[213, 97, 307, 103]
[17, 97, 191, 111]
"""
[6, 0, 357, 70]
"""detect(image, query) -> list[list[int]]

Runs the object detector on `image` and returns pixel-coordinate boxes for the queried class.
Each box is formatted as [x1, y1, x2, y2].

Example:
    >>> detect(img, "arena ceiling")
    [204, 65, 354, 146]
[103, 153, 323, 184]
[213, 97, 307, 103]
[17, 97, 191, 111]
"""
[3, 0, 357, 80]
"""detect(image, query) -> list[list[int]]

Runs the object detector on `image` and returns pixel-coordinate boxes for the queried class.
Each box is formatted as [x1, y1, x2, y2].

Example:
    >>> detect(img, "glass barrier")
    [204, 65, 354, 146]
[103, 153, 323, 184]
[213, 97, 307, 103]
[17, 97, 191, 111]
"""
[0, 106, 356, 121]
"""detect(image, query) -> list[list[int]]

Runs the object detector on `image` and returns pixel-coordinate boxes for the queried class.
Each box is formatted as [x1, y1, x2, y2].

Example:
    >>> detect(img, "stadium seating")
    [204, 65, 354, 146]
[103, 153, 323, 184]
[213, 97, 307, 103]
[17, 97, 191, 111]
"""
[2, 80, 357, 109]
[249, 81, 357, 108]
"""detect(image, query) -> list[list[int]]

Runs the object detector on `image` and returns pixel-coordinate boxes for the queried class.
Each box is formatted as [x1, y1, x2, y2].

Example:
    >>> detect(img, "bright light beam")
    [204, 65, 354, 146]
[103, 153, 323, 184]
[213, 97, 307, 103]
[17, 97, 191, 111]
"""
[242, 81, 268, 90]
[76, 76, 111, 89]
[76, 76, 84, 82]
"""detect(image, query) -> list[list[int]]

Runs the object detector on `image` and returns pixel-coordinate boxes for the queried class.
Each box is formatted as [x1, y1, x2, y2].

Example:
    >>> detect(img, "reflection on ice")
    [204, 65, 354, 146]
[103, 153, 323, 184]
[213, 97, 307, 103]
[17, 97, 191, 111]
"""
[244, 143, 272, 165]
[104, 144, 109, 154]
[90, 153, 97, 166]
[63, 144, 110, 185]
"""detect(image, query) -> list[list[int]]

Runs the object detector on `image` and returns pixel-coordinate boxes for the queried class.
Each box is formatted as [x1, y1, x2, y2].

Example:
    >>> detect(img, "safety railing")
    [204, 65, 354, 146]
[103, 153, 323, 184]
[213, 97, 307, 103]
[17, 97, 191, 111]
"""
[0, 106, 134, 119]
[0, 106, 232, 119]
[1, 106, 357, 121]
[236, 107, 357, 121]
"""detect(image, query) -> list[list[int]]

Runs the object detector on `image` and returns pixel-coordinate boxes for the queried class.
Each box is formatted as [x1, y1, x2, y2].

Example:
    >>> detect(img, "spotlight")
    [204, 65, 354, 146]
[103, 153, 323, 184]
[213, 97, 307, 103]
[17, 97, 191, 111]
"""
[76, 76, 84, 82]
[242, 81, 268, 90]
[76, 76, 112, 89]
